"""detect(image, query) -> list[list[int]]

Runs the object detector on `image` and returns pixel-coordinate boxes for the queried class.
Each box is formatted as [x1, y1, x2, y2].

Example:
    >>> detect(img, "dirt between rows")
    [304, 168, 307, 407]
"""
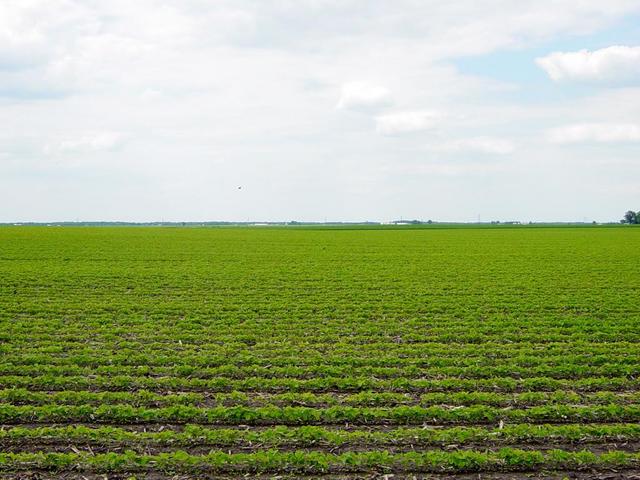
[11, 385, 640, 394]
[9, 390, 640, 408]
[1, 440, 640, 456]
[2, 469, 640, 480]
[6, 400, 639, 410]
[0, 417, 638, 429]
[1, 421, 636, 432]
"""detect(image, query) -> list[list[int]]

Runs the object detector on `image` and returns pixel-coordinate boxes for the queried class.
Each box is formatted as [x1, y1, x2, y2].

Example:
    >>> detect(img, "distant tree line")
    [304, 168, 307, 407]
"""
[622, 211, 640, 224]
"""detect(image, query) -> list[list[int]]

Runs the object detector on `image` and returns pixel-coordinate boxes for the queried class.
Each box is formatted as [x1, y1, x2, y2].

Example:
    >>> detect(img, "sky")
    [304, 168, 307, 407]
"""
[1, 1, 640, 223]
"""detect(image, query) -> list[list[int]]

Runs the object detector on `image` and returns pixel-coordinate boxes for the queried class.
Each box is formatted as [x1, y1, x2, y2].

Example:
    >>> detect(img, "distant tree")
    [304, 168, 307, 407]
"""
[622, 210, 638, 224]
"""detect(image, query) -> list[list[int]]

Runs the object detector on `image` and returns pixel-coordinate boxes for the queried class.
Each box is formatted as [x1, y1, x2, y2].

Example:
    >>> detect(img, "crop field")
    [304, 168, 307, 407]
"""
[0, 225, 639, 479]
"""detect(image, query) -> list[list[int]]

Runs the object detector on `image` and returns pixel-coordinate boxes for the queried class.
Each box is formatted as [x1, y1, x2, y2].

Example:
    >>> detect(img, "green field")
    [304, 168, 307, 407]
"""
[0, 225, 639, 479]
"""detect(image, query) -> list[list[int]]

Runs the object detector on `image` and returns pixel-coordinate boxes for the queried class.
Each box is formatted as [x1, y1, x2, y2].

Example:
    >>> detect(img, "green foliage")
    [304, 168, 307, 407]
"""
[0, 226, 639, 476]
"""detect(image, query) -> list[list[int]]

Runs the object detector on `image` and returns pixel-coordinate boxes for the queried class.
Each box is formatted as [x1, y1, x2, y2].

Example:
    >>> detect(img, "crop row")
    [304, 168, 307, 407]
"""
[0, 448, 638, 474]
[3, 310, 638, 332]
[2, 227, 639, 478]
[7, 291, 627, 308]
[0, 403, 638, 425]
[1, 388, 638, 408]
[2, 374, 637, 393]
[2, 362, 638, 380]
[5, 340, 637, 362]
[1, 423, 639, 448]
[2, 325, 638, 345]
[5, 347, 639, 369]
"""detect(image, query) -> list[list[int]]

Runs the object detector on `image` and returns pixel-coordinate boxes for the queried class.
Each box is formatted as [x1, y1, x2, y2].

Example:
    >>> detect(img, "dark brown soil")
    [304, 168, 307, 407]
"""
[1, 439, 640, 456]
[2, 470, 640, 480]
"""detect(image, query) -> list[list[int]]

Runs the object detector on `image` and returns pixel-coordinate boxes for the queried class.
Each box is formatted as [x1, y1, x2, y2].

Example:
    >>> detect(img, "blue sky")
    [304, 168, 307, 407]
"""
[1, 1, 640, 223]
[453, 13, 640, 102]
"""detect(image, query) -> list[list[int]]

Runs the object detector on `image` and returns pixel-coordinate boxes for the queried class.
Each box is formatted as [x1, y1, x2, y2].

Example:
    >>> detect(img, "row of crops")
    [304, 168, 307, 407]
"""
[0, 225, 638, 478]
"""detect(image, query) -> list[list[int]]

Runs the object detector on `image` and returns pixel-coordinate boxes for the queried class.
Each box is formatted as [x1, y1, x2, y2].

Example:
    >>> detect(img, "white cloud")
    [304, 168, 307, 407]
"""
[140, 88, 163, 100]
[536, 45, 640, 84]
[390, 160, 507, 177]
[375, 111, 438, 135]
[0, 1, 86, 70]
[3, 1, 640, 222]
[429, 137, 515, 154]
[44, 132, 128, 155]
[336, 82, 392, 112]
[549, 123, 640, 144]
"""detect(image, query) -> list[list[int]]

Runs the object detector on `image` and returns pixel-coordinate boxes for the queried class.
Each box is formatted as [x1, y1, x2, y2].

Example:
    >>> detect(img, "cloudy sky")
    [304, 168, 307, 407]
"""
[2, 1, 640, 223]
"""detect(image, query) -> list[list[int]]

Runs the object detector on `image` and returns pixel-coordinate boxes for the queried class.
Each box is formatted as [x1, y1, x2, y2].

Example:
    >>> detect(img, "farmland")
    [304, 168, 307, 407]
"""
[0, 225, 639, 479]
